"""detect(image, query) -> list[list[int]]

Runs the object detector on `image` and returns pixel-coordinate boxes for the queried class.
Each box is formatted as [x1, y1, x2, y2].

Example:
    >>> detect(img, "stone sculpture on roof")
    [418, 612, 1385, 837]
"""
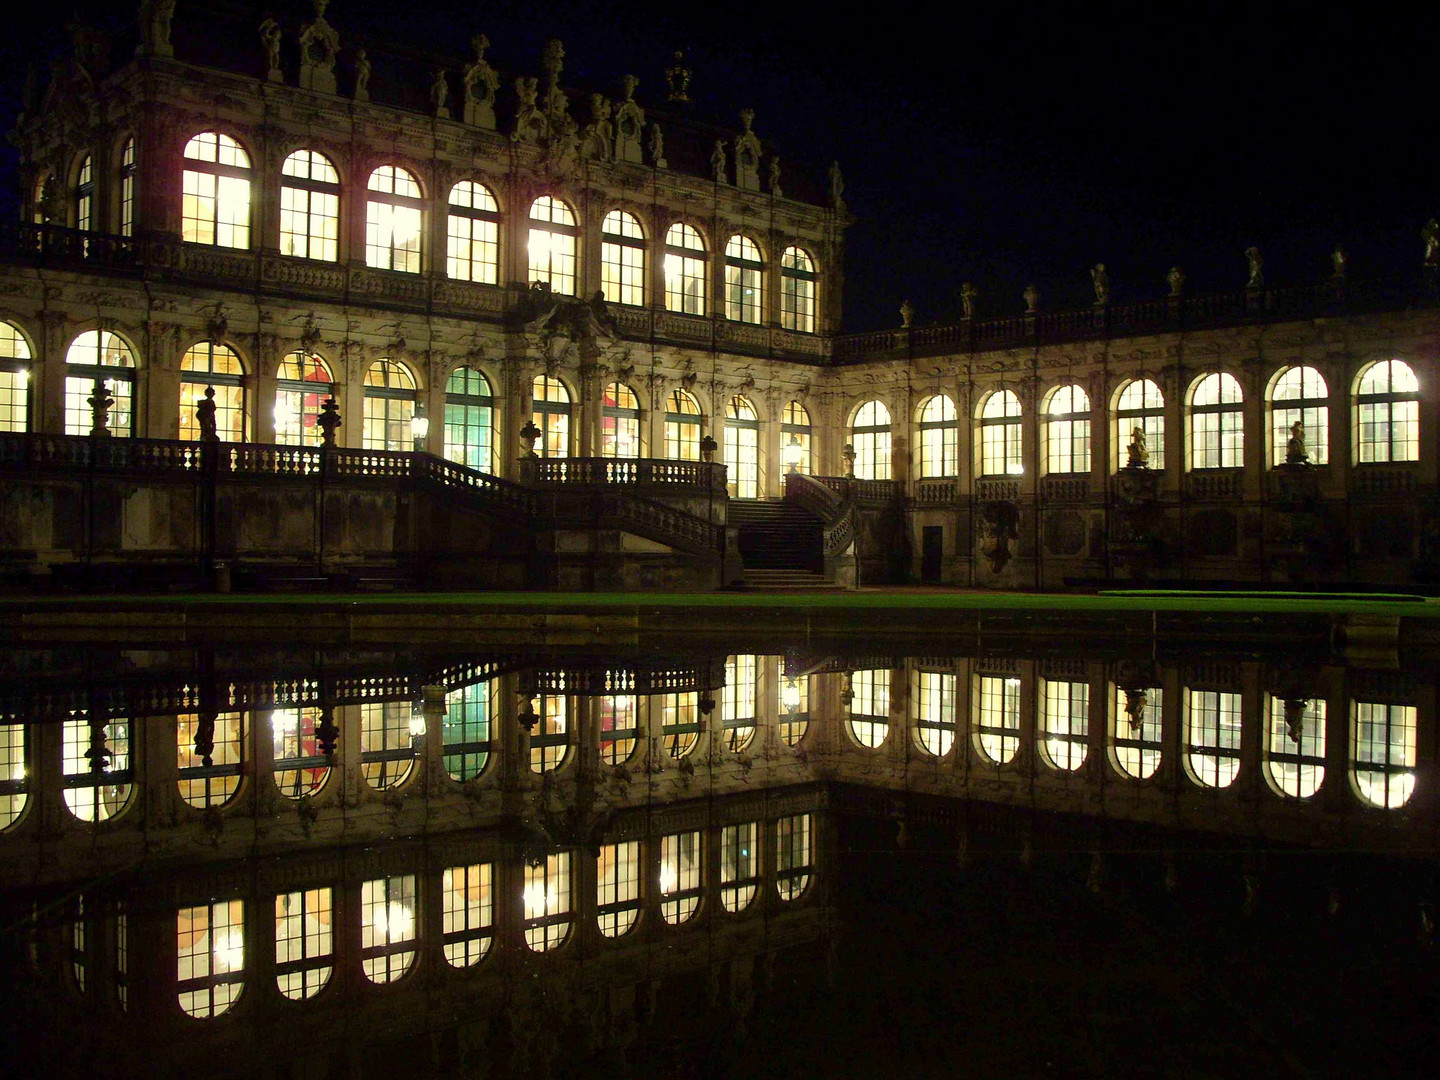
[734, 109, 761, 191]
[613, 75, 645, 163]
[462, 36, 500, 129]
[298, 0, 340, 94]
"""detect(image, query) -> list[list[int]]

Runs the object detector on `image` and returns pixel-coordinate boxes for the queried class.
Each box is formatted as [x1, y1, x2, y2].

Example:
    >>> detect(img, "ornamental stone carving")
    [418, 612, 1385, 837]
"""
[353, 49, 370, 101]
[462, 35, 499, 129]
[734, 110, 761, 191]
[136, 0, 175, 59]
[298, 0, 341, 95]
[259, 18, 283, 83]
[614, 75, 645, 163]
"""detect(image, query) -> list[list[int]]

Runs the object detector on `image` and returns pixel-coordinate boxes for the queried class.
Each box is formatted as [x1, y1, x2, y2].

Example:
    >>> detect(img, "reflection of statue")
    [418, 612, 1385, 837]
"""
[353, 49, 370, 101]
[1091, 262, 1109, 304]
[1283, 699, 1307, 744]
[1424, 219, 1440, 267]
[1245, 245, 1264, 288]
[961, 282, 978, 319]
[260, 18, 283, 82]
[1123, 688, 1148, 730]
[197, 386, 219, 443]
[828, 161, 846, 211]
[1167, 265, 1185, 297]
[1285, 420, 1308, 464]
[711, 139, 727, 183]
[1127, 426, 1149, 469]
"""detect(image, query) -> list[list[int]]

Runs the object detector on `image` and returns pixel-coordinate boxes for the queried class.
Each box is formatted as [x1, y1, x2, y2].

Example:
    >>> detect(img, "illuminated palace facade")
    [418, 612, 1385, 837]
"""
[2, 5, 1439, 588]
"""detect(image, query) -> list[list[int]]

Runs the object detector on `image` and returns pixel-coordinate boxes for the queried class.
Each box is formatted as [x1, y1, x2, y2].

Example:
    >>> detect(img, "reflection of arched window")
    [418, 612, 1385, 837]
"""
[600, 209, 645, 305]
[1184, 690, 1241, 788]
[1269, 366, 1328, 465]
[0, 724, 29, 831]
[599, 694, 638, 765]
[1354, 360, 1419, 464]
[531, 375, 571, 458]
[851, 400, 892, 481]
[974, 675, 1020, 765]
[912, 670, 955, 756]
[444, 678, 494, 782]
[75, 154, 94, 231]
[597, 841, 641, 937]
[528, 195, 578, 295]
[721, 822, 760, 911]
[917, 395, 958, 478]
[365, 165, 423, 272]
[848, 669, 890, 748]
[441, 863, 493, 967]
[781, 401, 812, 476]
[274, 351, 334, 447]
[529, 694, 569, 773]
[978, 390, 1023, 476]
[602, 382, 642, 459]
[779, 672, 809, 747]
[62, 715, 132, 822]
[660, 691, 701, 758]
[664, 389, 702, 461]
[274, 887, 332, 1000]
[65, 330, 136, 437]
[0, 321, 33, 433]
[1188, 372, 1244, 470]
[362, 358, 417, 451]
[176, 712, 244, 809]
[360, 875, 418, 982]
[523, 851, 571, 951]
[1351, 701, 1416, 808]
[1045, 384, 1091, 474]
[359, 701, 417, 791]
[1265, 696, 1325, 799]
[444, 367, 494, 471]
[118, 137, 136, 237]
[1039, 678, 1088, 771]
[447, 180, 500, 283]
[724, 235, 764, 323]
[1111, 685, 1162, 780]
[721, 654, 758, 751]
[177, 899, 245, 1017]
[182, 132, 251, 248]
[660, 830, 703, 924]
[271, 707, 330, 799]
[724, 396, 760, 498]
[1116, 378, 1165, 471]
[179, 342, 247, 442]
[664, 223, 706, 315]
[775, 813, 812, 901]
[280, 150, 340, 262]
[780, 246, 817, 333]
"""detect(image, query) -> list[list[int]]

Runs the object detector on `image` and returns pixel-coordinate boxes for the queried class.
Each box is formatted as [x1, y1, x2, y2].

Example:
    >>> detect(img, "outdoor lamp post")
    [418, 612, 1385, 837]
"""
[783, 433, 803, 474]
[410, 405, 429, 452]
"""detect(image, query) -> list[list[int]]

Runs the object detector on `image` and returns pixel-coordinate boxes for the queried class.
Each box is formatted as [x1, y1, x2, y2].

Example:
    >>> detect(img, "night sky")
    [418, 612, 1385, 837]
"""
[3, 0, 1437, 332]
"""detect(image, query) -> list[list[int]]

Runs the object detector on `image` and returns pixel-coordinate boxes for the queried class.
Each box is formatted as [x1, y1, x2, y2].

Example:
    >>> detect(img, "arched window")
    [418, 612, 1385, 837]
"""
[779, 673, 809, 747]
[75, 154, 94, 231]
[851, 400, 892, 481]
[912, 670, 956, 757]
[531, 375, 571, 458]
[528, 195, 578, 295]
[275, 887, 333, 1000]
[1, 724, 29, 831]
[780, 246, 817, 332]
[597, 841, 641, 936]
[917, 394, 958, 478]
[1265, 695, 1326, 799]
[775, 813, 812, 901]
[664, 389, 701, 460]
[781, 401, 812, 476]
[523, 852, 572, 951]
[974, 675, 1021, 765]
[659, 691, 701, 758]
[179, 342, 247, 442]
[360, 874, 418, 982]
[664, 223, 706, 315]
[602, 382, 642, 459]
[1189, 372, 1244, 469]
[441, 863, 493, 966]
[724, 395, 760, 498]
[1351, 701, 1416, 808]
[660, 830, 703, 924]
[443, 367, 495, 471]
[721, 654, 758, 751]
[978, 390, 1023, 476]
[600, 210, 645, 306]
[1111, 685, 1162, 780]
[0, 321, 33, 433]
[271, 707, 330, 799]
[529, 694, 569, 773]
[446, 180, 500, 284]
[177, 900, 245, 1017]
[599, 694, 638, 765]
[362, 359, 417, 451]
[1039, 677, 1089, 771]
[359, 701, 417, 791]
[721, 822, 760, 912]
[365, 165, 423, 272]
[118, 137, 136, 237]
[444, 678, 494, 782]
[182, 132, 251, 248]
[280, 150, 340, 262]
[848, 669, 890, 748]
[1184, 690, 1241, 788]
[724, 235, 764, 324]
[1269, 366, 1329, 465]
[65, 331, 136, 437]
[1355, 360, 1419, 464]
[1116, 378, 1165, 470]
[274, 351, 334, 447]
[1045, 384, 1091, 474]
[176, 712, 244, 809]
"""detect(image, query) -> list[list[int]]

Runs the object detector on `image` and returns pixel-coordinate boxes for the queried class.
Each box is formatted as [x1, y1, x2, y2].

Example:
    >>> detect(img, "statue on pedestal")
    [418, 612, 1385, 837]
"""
[828, 161, 846, 211]
[961, 282, 978, 319]
[136, 0, 175, 58]
[431, 69, 449, 118]
[1424, 219, 1440, 268]
[1245, 245, 1264, 288]
[260, 18, 283, 83]
[197, 386, 219, 443]
[1091, 263, 1109, 305]
[1126, 426, 1149, 469]
[710, 140, 727, 184]
[88, 378, 114, 437]
[462, 35, 499, 128]
[1023, 283, 1039, 314]
[317, 396, 342, 448]
[1285, 419, 1308, 464]
[298, 0, 340, 94]
[1168, 265, 1185, 297]
[353, 49, 370, 101]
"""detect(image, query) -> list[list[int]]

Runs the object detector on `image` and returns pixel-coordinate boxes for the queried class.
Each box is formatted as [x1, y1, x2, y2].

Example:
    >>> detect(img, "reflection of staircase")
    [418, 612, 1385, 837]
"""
[728, 500, 829, 587]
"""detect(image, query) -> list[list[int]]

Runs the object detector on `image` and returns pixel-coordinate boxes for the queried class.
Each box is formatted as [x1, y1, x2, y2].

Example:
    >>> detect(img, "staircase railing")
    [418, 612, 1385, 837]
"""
[786, 472, 855, 558]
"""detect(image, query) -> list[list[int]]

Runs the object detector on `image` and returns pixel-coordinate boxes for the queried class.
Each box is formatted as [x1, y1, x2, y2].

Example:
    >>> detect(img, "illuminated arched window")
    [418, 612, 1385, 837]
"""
[974, 674, 1020, 765]
[1039, 677, 1088, 771]
[531, 375, 571, 459]
[177, 899, 245, 1017]
[725, 396, 760, 498]
[848, 669, 890, 748]
[523, 851, 571, 951]
[602, 382, 642, 459]
[360, 875, 418, 982]
[118, 137, 136, 237]
[0, 724, 29, 831]
[1188, 372, 1244, 470]
[1269, 366, 1329, 465]
[74, 154, 94, 231]
[912, 670, 955, 756]
[65, 330, 136, 437]
[721, 822, 760, 911]
[176, 712, 244, 809]
[778, 672, 809, 747]
[597, 842, 641, 936]
[442, 863, 493, 966]
[851, 400, 892, 481]
[0, 321, 33, 433]
[1111, 684, 1163, 780]
[179, 342, 247, 442]
[601, 209, 645, 305]
[664, 389, 702, 460]
[274, 351, 334, 447]
[274, 887, 333, 1000]
[447, 180, 499, 283]
[529, 694, 569, 773]
[599, 694, 638, 765]
[917, 394, 958, 478]
[528, 195, 578, 295]
[1354, 360, 1419, 464]
[271, 707, 330, 799]
[780, 246, 817, 332]
[781, 401, 812, 476]
[444, 678, 494, 782]
[775, 813, 812, 901]
[1116, 378, 1165, 471]
[660, 691, 701, 758]
[444, 367, 495, 471]
[1045, 384, 1091, 474]
[182, 132, 251, 248]
[366, 166, 423, 272]
[280, 150, 340, 262]
[664, 223, 706, 315]
[721, 654, 758, 751]
[362, 358, 417, 451]
[62, 714, 132, 822]
[1184, 690, 1241, 788]
[1351, 701, 1416, 808]
[359, 701, 417, 791]
[978, 390, 1023, 476]
[1265, 695, 1325, 799]
[660, 830, 703, 924]
[724, 235, 764, 324]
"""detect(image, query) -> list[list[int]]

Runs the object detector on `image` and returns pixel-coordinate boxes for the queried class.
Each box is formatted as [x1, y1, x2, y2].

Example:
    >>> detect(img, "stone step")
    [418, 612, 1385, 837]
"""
[741, 568, 836, 589]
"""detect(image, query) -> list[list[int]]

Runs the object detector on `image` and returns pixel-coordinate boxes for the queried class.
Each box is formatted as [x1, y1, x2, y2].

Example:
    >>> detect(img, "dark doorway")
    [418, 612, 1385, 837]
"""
[921, 526, 943, 584]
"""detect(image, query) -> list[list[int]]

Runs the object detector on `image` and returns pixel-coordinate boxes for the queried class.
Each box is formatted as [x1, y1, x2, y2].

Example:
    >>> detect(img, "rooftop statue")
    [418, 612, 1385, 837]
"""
[648, 123, 666, 169]
[960, 282, 978, 319]
[768, 156, 782, 198]
[353, 48, 369, 101]
[1332, 245, 1348, 279]
[1091, 263, 1109, 305]
[136, 0, 175, 58]
[828, 160, 846, 211]
[614, 74, 645, 163]
[1167, 265, 1185, 297]
[734, 109, 761, 190]
[1424, 218, 1440, 268]
[431, 70, 449, 117]
[299, 0, 341, 94]
[462, 35, 500, 129]
[666, 50, 691, 103]
[259, 17, 282, 83]
[711, 140, 727, 184]
[582, 95, 614, 162]
[1245, 245, 1264, 288]
[1023, 283, 1040, 314]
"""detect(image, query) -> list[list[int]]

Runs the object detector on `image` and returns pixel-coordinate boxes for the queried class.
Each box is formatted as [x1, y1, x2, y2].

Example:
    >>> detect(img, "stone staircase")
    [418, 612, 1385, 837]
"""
[728, 500, 833, 588]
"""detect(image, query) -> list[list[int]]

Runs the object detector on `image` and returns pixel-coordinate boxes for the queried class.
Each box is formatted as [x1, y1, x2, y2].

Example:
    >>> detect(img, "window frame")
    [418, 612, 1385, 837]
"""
[664, 222, 707, 316]
[602, 382, 642, 459]
[181, 131, 252, 250]
[978, 389, 1024, 477]
[1044, 384, 1092, 475]
[917, 394, 958, 479]
[1187, 371, 1245, 471]
[365, 165, 424, 273]
[1268, 365, 1329, 466]
[1353, 359, 1420, 465]
[850, 399, 892, 481]
[724, 234, 765, 324]
[443, 366, 496, 472]
[1115, 378, 1166, 472]
[724, 395, 760, 499]
[780, 245, 817, 332]
[531, 375, 572, 459]
[600, 209, 646, 306]
[528, 195, 579, 295]
[280, 149, 341, 263]
[446, 180, 500, 284]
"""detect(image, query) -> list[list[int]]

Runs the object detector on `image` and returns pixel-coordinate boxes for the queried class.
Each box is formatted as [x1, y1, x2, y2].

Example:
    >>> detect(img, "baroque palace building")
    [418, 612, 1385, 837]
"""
[1, 2, 1439, 589]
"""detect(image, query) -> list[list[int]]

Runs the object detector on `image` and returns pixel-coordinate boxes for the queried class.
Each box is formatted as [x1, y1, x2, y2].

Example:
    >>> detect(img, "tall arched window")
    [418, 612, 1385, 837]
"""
[1265, 695, 1325, 799]
[1111, 685, 1162, 780]
[65, 331, 136, 437]
[62, 715, 132, 822]
[271, 707, 329, 800]
[664, 223, 706, 315]
[360, 875, 418, 982]
[599, 694, 638, 765]
[118, 137, 136, 237]
[1269, 366, 1328, 465]
[780, 246, 817, 332]
[781, 401, 812, 476]
[280, 150, 340, 262]
[179, 342, 247, 442]
[848, 669, 890, 748]
[528, 195, 578, 295]
[779, 672, 809, 747]
[1045, 384, 1091, 474]
[442, 863, 494, 967]
[365, 165, 423, 272]
[912, 670, 956, 757]
[177, 900, 245, 1017]
[1184, 690, 1241, 788]
[0, 321, 33, 433]
[724, 396, 760, 498]
[664, 389, 701, 460]
[660, 830, 703, 924]
[443, 367, 494, 472]
[1351, 701, 1416, 808]
[1189, 372, 1244, 469]
[602, 382, 641, 458]
[851, 400, 892, 480]
[724, 235, 764, 324]
[447, 180, 500, 284]
[362, 359, 417, 451]
[775, 813, 812, 901]
[1039, 677, 1088, 771]
[275, 887, 333, 999]
[974, 675, 1020, 765]
[0, 723, 27, 832]
[917, 394, 958, 478]
[600, 210, 645, 306]
[182, 132, 251, 248]
[74, 154, 94, 231]
[444, 678, 494, 782]
[176, 712, 244, 809]
[978, 390, 1023, 476]
[1354, 360, 1419, 463]
[529, 694, 569, 773]
[720, 654, 758, 751]
[274, 352, 334, 447]
[1116, 378, 1165, 470]
[720, 822, 759, 911]
[597, 842, 641, 936]
[522, 852, 571, 951]
[359, 701, 417, 791]
[660, 691, 701, 758]
[531, 375, 571, 458]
